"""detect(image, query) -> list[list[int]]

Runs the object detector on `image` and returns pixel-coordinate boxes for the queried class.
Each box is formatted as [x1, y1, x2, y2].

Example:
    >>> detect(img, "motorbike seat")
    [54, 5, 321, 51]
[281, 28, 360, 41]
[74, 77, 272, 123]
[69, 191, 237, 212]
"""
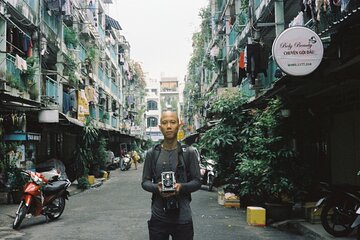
[42, 180, 69, 195]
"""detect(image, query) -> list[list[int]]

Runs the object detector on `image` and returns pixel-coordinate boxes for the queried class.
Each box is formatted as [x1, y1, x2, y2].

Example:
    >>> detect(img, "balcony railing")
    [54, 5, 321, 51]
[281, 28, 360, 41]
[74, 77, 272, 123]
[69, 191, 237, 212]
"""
[104, 74, 110, 88]
[79, 43, 87, 62]
[111, 81, 118, 96]
[43, 7, 59, 34]
[6, 54, 24, 90]
[109, 46, 117, 62]
[45, 76, 58, 103]
[89, 104, 97, 119]
[111, 116, 118, 128]
[228, 25, 237, 47]
[240, 78, 256, 98]
[98, 67, 105, 82]
[98, 24, 106, 40]
[7, 0, 37, 24]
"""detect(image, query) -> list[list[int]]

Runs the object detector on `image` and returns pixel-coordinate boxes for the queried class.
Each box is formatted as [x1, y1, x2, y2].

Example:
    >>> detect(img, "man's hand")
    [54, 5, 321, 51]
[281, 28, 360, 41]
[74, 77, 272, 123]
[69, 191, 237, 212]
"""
[157, 182, 181, 198]
[174, 183, 182, 194]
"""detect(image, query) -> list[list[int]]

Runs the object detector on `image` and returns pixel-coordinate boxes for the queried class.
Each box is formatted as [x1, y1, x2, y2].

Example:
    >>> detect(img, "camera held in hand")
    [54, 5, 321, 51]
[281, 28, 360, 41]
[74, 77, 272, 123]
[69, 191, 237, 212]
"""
[161, 171, 176, 192]
[161, 171, 179, 212]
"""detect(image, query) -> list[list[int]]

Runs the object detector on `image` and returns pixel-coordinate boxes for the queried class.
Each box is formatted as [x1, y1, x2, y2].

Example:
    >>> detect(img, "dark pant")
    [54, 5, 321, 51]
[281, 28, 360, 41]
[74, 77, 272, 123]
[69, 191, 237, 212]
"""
[148, 217, 194, 240]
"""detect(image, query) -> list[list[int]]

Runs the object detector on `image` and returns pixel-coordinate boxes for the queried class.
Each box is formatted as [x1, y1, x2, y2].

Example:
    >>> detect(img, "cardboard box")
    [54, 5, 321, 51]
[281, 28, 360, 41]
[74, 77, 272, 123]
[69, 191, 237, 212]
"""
[224, 199, 240, 208]
[247, 206, 266, 226]
[304, 202, 322, 224]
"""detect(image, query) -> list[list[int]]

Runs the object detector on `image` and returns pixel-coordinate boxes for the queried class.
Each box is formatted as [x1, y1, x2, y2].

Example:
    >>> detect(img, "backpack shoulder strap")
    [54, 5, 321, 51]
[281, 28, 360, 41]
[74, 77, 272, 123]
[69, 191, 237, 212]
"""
[179, 143, 192, 182]
[150, 144, 161, 182]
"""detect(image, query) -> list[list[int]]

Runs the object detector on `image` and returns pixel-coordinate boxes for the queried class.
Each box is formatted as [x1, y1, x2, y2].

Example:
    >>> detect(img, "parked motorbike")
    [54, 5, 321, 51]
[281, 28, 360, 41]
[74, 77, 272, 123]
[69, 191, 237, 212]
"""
[13, 170, 71, 229]
[315, 182, 360, 237]
[351, 206, 360, 239]
[120, 153, 132, 171]
[199, 157, 217, 191]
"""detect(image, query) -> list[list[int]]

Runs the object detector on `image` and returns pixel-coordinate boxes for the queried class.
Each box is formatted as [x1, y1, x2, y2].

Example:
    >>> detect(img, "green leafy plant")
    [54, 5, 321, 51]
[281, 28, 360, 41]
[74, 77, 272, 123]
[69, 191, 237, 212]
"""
[74, 119, 98, 178]
[236, 98, 299, 203]
[29, 84, 39, 100]
[64, 27, 78, 48]
[77, 176, 90, 189]
[0, 142, 26, 190]
[93, 137, 108, 169]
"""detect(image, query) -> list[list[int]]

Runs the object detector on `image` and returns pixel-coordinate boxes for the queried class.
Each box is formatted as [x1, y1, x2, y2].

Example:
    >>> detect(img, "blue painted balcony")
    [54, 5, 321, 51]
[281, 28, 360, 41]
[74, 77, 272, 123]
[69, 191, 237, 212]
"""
[109, 46, 117, 62]
[240, 78, 256, 99]
[79, 43, 87, 62]
[99, 107, 104, 123]
[104, 74, 111, 88]
[43, 7, 59, 35]
[89, 104, 97, 119]
[229, 25, 237, 47]
[111, 116, 118, 128]
[98, 67, 105, 83]
[6, 54, 24, 90]
[45, 76, 58, 103]
[111, 81, 118, 97]
[98, 25, 106, 40]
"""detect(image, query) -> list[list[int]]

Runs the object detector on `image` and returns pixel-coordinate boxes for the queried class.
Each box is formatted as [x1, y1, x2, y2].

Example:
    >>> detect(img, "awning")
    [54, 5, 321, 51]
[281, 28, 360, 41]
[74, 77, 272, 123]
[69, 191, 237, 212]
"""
[105, 14, 122, 30]
[59, 112, 84, 127]
[319, 6, 360, 37]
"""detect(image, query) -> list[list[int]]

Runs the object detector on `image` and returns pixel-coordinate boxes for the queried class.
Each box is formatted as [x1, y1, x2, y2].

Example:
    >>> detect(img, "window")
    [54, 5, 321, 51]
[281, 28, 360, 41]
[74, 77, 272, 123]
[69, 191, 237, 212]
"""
[147, 100, 158, 110]
[147, 117, 158, 127]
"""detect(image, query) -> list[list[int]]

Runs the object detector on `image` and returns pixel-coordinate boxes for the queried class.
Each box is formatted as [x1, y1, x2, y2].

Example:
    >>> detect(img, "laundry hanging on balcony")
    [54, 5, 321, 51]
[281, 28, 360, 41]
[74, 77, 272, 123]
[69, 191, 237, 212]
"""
[45, 0, 66, 13]
[246, 43, 268, 85]
[15, 54, 27, 71]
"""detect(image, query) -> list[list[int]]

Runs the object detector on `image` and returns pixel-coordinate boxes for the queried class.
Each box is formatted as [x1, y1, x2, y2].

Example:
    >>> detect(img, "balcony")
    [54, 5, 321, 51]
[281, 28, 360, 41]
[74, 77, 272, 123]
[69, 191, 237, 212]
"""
[98, 67, 105, 83]
[7, 0, 37, 25]
[45, 76, 58, 103]
[111, 81, 118, 97]
[79, 43, 87, 62]
[43, 7, 59, 35]
[6, 54, 24, 90]
[98, 25, 106, 40]
[109, 46, 117, 63]
[111, 116, 118, 128]
[89, 104, 97, 119]
[240, 78, 256, 99]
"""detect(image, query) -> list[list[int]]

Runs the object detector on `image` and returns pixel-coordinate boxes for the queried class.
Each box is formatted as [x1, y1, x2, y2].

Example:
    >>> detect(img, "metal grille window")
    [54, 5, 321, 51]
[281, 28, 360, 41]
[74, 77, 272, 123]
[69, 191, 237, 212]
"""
[147, 100, 158, 110]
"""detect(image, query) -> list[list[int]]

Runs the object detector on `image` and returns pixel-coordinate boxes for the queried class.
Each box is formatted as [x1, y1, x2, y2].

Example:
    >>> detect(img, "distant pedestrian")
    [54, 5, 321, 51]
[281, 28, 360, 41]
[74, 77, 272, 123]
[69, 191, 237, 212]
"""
[141, 110, 201, 240]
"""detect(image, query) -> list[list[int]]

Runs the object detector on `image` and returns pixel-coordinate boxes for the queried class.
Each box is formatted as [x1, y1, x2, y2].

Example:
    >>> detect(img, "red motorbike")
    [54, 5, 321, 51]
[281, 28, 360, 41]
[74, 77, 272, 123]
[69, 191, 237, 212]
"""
[13, 170, 71, 229]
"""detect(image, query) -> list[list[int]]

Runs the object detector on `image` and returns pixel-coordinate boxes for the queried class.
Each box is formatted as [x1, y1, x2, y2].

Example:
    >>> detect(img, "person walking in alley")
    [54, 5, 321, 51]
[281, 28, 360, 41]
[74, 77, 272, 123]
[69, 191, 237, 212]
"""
[141, 110, 201, 240]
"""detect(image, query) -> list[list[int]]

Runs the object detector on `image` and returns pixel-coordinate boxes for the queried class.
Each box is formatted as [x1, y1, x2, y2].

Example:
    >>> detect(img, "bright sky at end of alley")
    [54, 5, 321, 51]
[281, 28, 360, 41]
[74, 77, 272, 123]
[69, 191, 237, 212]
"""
[108, 0, 208, 82]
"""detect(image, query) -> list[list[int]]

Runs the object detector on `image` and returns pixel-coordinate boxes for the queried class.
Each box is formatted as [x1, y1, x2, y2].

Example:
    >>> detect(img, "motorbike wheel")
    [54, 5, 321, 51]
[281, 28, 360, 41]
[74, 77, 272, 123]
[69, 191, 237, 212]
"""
[47, 196, 66, 220]
[13, 201, 28, 229]
[208, 175, 214, 192]
[320, 198, 358, 237]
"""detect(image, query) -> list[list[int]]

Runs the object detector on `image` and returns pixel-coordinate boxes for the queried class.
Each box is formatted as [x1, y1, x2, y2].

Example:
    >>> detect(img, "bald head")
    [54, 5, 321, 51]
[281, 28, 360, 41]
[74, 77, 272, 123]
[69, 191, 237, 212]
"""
[159, 110, 180, 140]
[160, 110, 179, 123]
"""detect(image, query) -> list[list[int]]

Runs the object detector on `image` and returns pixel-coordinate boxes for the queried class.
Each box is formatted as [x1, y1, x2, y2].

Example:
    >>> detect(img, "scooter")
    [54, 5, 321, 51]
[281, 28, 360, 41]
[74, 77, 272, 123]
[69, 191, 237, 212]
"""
[315, 182, 360, 237]
[13, 170, 71, 229]
[199, 157, 216, 191]
[120, 153, 132, 171]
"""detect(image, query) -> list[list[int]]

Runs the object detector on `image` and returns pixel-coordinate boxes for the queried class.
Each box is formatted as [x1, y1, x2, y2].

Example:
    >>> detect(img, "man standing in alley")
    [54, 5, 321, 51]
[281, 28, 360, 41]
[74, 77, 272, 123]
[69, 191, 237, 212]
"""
[141, 110, 201, 240]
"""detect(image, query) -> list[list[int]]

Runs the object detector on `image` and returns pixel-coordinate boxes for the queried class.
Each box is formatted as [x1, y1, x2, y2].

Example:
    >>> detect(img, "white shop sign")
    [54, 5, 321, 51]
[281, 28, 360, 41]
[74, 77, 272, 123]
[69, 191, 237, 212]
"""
[272, 26, 323, 76]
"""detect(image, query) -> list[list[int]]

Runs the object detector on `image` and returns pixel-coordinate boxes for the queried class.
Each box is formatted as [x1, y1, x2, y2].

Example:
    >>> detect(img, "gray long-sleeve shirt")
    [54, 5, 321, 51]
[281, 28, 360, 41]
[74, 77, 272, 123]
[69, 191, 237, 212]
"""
[141, 144, 201, 224]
